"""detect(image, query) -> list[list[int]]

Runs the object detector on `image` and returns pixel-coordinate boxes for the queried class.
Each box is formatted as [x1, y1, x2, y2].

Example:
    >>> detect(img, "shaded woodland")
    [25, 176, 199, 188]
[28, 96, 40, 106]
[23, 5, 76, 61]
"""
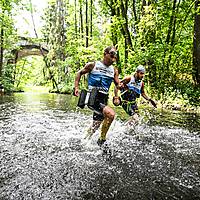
[0, 0, 200, 106]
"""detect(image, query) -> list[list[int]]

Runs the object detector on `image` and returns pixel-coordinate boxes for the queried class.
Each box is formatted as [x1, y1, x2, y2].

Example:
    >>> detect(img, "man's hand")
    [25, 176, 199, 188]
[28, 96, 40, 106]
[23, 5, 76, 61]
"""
[117, 82, 125, 90]
[73, 87, 79, 97]
[149, 99, 157, 108]
[113, 96, 121, 106]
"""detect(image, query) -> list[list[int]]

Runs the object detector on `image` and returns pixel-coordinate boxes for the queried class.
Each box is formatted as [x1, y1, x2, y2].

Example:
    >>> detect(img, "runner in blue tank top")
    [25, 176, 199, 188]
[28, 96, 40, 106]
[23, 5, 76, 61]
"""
[74, 46, 120, 146]
[113, 65, 157, 125]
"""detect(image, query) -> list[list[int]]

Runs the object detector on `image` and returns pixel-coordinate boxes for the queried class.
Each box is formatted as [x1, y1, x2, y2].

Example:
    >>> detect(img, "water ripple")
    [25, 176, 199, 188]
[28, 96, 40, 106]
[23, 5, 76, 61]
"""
[0, 93, 199, 199]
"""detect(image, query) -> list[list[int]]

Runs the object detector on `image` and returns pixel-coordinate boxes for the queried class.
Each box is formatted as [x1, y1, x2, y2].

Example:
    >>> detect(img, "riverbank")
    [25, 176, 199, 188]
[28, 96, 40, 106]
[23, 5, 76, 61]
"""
[2, 85, 200, 114]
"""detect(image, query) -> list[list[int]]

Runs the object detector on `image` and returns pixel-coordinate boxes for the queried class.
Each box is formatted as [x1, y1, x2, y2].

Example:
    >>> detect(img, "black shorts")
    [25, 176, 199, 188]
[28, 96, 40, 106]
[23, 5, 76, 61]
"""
[92, 92, 108, 121]
[121, 101, 138, 116]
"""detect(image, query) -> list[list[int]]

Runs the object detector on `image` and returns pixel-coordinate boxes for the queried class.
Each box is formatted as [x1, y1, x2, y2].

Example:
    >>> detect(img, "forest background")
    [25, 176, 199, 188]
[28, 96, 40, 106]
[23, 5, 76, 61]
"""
[0, 0, 200, 110]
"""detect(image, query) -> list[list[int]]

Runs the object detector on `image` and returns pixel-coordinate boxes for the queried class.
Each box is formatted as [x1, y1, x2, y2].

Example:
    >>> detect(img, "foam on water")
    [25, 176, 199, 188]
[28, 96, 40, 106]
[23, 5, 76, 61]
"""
[0, 93, 199, 199]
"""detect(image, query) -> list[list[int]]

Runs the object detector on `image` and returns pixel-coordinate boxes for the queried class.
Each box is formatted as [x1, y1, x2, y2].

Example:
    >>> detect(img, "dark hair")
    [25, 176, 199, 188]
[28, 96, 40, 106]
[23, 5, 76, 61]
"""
[104, 46, 116, 55]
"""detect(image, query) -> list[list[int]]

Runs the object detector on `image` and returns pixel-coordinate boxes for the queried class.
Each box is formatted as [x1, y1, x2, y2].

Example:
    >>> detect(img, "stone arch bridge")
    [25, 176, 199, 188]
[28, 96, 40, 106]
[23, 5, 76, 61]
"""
[7, 36, 48, 64]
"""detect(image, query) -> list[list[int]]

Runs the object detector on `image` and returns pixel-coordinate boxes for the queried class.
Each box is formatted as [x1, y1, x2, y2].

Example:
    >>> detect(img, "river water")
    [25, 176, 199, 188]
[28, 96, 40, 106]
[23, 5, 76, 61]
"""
[0, 93, 199, 200]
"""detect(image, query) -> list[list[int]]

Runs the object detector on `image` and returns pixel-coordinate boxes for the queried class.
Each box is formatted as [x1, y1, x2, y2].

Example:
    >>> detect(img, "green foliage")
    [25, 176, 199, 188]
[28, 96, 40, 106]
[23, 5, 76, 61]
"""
[2, 63, 15, 91]
[0, 0, 199, 108]
[174, 80, 200, 107]
[12, 56, 45, 90]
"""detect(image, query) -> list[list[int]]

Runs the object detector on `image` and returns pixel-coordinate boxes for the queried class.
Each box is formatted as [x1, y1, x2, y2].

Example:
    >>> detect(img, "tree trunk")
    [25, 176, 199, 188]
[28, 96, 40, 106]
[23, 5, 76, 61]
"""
[79, 0, 84, 38]
[0, 28, 3, 77]
[75, 0, 77, 38]
[132, 0, 137, 22]
[107, 0, 118, 46]
[90, 0, 92, 38]
[160, 0, 177, 81]
[104, 0, 121, 72]
[166, 0, 177, 44]
[165, 0, 180, 71]
[120, 0, 133, 50]
[193, 0, 200, 85]
[85, 0, 89, 47]
[0, 4, 5, 78]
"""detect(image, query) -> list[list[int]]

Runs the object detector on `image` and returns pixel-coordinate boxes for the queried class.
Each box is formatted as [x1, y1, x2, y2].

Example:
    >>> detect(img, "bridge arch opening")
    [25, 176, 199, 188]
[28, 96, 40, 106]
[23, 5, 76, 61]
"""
[14, 55, 48, 92]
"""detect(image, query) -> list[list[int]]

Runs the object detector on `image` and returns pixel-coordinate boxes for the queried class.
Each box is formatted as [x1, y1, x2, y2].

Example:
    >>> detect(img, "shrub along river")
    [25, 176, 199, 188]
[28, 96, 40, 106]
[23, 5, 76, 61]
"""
[0, 93, 199, 200]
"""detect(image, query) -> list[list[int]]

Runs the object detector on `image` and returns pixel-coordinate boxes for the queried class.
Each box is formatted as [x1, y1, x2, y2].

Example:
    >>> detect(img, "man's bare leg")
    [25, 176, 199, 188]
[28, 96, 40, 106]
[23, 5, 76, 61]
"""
[98, 106, 115, 145]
